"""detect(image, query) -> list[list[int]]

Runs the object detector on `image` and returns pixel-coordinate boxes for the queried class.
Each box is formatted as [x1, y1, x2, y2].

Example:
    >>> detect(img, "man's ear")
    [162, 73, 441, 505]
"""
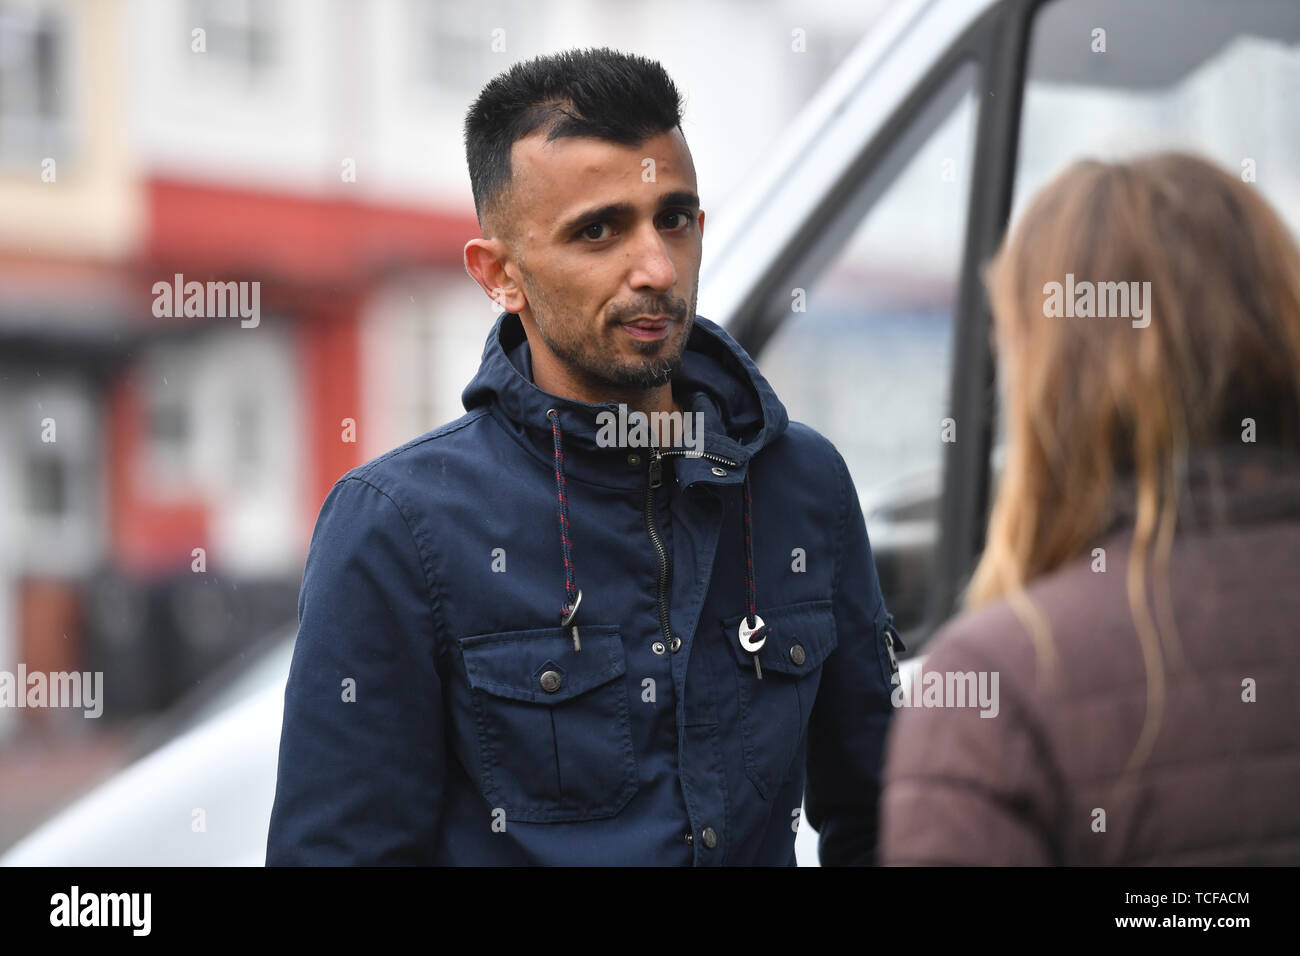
[697, 208, 705, 239]
[464, 237, 527, 314]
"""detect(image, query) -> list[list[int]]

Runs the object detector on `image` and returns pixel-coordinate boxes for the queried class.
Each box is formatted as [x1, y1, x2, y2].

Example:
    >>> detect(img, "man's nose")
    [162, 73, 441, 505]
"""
[626, 223, 677, 293]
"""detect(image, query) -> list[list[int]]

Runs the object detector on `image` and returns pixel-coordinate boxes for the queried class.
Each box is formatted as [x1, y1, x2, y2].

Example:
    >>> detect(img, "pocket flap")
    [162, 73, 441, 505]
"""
[459, 625, 626, 704]
[722, 600, 838, 676]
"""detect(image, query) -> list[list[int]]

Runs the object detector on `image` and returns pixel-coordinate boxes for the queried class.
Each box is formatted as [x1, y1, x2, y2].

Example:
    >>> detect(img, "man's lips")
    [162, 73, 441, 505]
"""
[619, 315, 673, 342]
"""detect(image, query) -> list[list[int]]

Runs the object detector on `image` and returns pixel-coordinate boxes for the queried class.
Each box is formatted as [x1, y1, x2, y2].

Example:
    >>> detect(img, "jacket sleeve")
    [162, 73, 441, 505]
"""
[879, 636, 1057, 865]
[266, 476, 446, 865]
[804, 449, 899, 866]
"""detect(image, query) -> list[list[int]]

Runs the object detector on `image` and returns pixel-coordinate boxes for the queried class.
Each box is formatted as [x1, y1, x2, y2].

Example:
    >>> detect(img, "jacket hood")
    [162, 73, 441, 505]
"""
[462, 311, 791, 639]
[462, 311, 788, 470]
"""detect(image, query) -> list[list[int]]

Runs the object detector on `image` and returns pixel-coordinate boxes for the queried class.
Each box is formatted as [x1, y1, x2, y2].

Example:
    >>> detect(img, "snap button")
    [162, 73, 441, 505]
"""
[701, 827, 718, 849]
[626, 453, 641, 468]
[652, 641, 666, 655]
[710, 466, 727, 477]
[669, 635, 682, 653]
[789, 644, 806, 666]
[539, 670, 563, 693]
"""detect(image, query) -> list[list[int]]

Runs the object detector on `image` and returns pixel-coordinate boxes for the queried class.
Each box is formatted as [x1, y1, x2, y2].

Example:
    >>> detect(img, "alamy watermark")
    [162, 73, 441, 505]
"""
[1043, 273, 1151, 328]
[50, 886, 150, 936]
[595, 404, 705, 456]
[0, 666, 103, 718]
[891, 665, 999, 718]
[152, 273, 260, 328]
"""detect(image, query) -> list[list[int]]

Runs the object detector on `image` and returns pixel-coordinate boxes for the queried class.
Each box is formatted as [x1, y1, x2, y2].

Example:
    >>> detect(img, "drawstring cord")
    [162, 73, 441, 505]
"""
[739, 473, 768, 679]
[547, 409, 582, 651]
[546, 406, 762, 673]
[743, 474, 758, 627]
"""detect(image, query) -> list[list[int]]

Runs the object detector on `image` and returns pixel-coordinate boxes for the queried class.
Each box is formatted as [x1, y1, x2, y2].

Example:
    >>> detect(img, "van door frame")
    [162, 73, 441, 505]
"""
[925, 0, 1038, 630]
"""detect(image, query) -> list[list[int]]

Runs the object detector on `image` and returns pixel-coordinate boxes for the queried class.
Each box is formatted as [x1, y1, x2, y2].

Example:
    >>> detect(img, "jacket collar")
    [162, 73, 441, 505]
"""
[1105, 442, 1300, 536]
[462, 311, 789, 489]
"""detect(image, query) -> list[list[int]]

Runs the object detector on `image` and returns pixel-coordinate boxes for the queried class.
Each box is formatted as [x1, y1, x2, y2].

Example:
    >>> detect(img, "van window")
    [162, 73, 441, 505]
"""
[756, 62, 979, 636]
[1015, 0, 1300, 235]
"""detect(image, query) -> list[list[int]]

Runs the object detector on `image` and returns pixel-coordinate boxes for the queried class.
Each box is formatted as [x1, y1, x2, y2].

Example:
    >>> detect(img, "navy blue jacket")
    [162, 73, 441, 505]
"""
[266, 312, 901, 865]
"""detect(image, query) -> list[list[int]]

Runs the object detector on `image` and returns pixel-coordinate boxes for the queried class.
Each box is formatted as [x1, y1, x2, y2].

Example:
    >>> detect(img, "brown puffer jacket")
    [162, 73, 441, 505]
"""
[880, 444, 1300, 865]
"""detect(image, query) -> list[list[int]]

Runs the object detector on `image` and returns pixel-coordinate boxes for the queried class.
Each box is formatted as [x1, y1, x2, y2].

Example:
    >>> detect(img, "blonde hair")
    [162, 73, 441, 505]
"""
[967, 152, 1300, 770]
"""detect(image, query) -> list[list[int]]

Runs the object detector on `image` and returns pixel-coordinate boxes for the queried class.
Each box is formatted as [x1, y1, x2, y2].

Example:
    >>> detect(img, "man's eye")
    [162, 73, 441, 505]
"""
[580, 222, 610, 240]
[661, 211, 687, 230]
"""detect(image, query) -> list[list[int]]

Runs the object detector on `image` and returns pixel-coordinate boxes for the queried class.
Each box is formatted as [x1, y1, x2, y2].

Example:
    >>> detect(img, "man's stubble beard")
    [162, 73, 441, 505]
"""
[521, 267, 697, 392]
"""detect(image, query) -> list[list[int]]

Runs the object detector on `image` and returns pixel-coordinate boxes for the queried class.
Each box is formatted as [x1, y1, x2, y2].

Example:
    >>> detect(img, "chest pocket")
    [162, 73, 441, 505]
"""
[456, 625, 639, 823]
[722, 600, 838, 801]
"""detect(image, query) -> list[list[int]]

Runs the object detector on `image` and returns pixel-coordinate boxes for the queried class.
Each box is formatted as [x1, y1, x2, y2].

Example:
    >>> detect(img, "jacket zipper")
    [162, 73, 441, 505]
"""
[658, 448, 739, 468]
[644, 446, 741, 648]
[645, 446, 673, 647]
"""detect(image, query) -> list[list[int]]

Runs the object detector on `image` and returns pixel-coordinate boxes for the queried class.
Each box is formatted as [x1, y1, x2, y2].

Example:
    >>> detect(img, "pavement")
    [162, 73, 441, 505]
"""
[0, 727, 136, 856]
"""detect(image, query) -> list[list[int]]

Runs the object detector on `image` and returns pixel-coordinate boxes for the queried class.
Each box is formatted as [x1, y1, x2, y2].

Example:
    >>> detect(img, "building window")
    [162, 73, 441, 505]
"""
[187, 0, 276, 81]
[24, 454, 67, 518]
[410, 0, 523, 96]
[0, 4, 69, 164]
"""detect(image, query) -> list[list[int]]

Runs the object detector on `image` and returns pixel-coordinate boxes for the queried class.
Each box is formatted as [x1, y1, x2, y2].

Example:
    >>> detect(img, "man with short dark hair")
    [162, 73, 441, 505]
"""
[266, 47, 901, 866]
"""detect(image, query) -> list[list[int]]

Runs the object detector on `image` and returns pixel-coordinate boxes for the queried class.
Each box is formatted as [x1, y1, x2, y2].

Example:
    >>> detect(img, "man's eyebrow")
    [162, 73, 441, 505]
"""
[557, 191, 701, 236]
[658, 190, 701, 211]
[558, 201, 634, 236]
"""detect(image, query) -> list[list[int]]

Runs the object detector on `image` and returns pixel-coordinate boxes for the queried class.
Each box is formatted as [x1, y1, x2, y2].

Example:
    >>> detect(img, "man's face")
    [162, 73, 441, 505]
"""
[499, 126, 704, 396]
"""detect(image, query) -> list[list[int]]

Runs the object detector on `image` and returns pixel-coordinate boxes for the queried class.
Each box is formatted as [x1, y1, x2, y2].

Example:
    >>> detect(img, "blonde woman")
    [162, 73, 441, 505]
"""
[880, 152, 1300, 865]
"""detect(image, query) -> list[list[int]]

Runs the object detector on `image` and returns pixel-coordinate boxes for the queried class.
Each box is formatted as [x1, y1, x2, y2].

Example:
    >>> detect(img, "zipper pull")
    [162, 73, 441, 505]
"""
[648, 447, 663, 490]
[562, 589, 582, 653]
